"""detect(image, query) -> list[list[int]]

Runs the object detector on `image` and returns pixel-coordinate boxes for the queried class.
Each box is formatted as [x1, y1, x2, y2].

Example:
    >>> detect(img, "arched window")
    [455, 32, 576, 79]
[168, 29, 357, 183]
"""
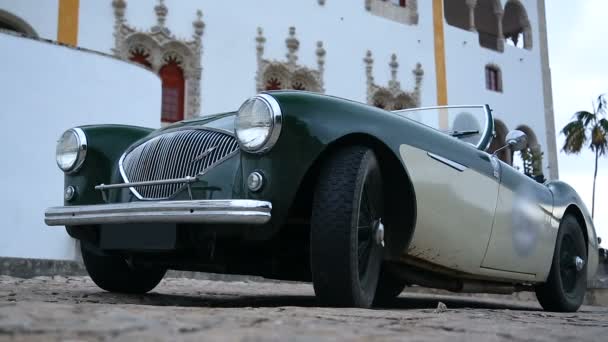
[513, 125, 544, 182]
[159, 60, 185, 123]
[475, 0, 503, 51]
[0, 10, 38, 37]
[485, 65, 502, 92]
[128, 47, 152, 69]
[444, 0, 470, 31]
[265, 77, 282, 90]
[503, 0, 532, 50]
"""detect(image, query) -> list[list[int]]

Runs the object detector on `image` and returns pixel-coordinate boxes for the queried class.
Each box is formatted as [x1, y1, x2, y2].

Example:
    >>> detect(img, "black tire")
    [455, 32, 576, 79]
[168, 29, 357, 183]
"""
[373, 266, 408, 306]
[535, 215, 587, 312]
[81, 243, 166, 294]
[310, 146, 384, 308]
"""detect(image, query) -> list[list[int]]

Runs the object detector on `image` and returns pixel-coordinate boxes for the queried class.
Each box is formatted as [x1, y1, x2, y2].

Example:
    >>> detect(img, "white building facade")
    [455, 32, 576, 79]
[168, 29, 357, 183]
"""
[0, 0, 557, 179]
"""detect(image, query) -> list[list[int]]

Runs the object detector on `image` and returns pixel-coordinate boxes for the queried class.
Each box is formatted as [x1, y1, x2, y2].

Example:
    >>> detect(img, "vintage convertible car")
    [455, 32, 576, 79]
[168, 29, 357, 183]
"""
[45, 91, 598, 312]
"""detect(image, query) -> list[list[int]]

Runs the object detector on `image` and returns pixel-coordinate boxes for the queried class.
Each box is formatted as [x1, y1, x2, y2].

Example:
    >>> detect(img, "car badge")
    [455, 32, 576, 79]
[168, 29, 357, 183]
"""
[192, 146, 217, 163]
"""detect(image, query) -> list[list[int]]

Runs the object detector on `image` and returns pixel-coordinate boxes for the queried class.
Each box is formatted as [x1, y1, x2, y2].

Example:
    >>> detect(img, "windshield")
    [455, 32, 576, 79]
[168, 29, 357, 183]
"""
[393, 105, 493, 150]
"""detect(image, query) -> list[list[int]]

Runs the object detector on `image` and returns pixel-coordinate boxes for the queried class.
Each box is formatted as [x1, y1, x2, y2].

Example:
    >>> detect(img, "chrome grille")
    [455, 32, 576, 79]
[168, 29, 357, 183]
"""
[120, 129, 239, 199]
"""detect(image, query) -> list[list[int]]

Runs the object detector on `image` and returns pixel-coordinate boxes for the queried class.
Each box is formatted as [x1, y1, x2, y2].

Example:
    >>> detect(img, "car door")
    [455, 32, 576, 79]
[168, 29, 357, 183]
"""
[480, 160, 554, 280]
[395, 105, 501, 275]
[399, 143, 500, 275]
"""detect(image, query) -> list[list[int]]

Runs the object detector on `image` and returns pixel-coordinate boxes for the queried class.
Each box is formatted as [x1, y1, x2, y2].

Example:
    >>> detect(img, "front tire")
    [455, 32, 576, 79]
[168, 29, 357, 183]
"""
[81, 243, 166, 294]
[535, 215, 587, 312]
[373, 266, 408, 305]
[310, 146, 384, 308]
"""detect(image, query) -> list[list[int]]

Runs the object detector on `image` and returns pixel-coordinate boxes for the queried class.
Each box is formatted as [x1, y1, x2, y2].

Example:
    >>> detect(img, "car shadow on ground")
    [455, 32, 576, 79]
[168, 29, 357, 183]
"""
[83, 291, 539, 311]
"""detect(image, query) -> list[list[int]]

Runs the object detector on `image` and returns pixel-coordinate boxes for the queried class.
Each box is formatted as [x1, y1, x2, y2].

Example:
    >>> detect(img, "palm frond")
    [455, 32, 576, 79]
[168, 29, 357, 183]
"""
[591, 121, 608, 156]
[599, 117, 608, 133]
[561, 120, 587, 154]
[597, 94, 607, 114]
[575, 110, 595, 126]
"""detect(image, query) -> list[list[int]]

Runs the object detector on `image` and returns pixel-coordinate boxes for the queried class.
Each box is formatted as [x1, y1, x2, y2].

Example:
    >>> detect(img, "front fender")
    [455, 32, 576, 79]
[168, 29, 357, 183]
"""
[546, 180, 599, 280]
[64, 125, 153, 206]
[239, 91, 418, 237]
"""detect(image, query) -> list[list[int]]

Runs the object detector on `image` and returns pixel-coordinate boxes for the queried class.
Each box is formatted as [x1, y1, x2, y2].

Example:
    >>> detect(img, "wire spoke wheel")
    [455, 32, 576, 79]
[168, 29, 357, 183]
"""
[559, 234, 579, 294]
[310, 146, 384, 308]
[535, 215, 587, 312]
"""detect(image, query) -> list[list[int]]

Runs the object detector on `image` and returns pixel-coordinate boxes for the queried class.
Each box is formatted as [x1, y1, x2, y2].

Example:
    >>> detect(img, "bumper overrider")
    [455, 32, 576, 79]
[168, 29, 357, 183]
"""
[44, 200, 272, 226]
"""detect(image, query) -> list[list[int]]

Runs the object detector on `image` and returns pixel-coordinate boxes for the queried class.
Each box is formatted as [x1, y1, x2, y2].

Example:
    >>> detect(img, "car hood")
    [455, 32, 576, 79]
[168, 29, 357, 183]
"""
[162, 112, 237, 133]
[127, 112, 237, 151]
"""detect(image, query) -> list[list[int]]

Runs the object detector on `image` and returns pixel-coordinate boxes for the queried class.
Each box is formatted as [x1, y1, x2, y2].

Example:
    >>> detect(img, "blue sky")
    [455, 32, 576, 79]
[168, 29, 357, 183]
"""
[546, 0, 608, 244]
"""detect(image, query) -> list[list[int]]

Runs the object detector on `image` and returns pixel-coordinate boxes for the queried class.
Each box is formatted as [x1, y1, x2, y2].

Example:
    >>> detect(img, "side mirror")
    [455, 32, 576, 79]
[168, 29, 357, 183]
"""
[505, 130, 528, 152]
[492, 130, 528, 157]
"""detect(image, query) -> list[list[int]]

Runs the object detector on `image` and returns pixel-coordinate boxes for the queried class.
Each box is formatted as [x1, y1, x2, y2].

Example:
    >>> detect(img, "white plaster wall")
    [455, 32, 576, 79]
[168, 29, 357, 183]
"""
[0, 33, 161, 260]
[77, 0, 438, 115]
[0, 0, 58, 39]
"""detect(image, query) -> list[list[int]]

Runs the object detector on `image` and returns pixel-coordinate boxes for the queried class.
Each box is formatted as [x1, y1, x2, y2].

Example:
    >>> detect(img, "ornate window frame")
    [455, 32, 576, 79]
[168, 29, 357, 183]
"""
[365, 0, 419, 25]
[485, 64, 502, 92]
[364, 51, 423, 110]
[256, 27, 326, 93]
[444, 0, 532, 52]
[111, 0, 204, 120]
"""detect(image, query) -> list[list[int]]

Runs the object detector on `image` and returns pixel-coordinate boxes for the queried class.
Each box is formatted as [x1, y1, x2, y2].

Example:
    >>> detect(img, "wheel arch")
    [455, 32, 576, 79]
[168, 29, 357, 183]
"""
[564, 204, 589, 253]
[546, 179, 599, 280]
[288, 133, 417, 260]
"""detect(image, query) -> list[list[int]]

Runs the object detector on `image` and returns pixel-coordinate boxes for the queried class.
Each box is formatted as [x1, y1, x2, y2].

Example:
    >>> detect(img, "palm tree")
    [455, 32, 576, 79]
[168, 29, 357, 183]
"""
[561, 94, 608, 219]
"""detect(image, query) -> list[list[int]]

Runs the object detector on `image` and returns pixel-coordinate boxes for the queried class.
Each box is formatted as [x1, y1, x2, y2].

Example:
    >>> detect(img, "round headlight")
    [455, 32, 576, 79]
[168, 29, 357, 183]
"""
[56, 128, 87, 173]
[235, 94, 282, 153]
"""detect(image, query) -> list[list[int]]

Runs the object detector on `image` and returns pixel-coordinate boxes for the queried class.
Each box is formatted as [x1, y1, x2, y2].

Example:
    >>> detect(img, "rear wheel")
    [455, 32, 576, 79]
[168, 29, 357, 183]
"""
[81, 243, 166, 294]
[535, 215, 587, 312]
[310, 146, 384, 308]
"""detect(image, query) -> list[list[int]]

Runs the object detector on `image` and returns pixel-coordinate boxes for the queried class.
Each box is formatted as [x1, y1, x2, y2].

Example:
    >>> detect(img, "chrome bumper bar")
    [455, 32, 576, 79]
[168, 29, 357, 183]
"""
[44, 200, 272, 226]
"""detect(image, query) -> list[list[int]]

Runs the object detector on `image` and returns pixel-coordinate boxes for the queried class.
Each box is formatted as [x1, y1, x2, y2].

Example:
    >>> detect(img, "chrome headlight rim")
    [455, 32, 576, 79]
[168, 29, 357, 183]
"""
[56, 128, 87, 174]
[235, 93, 283, 154]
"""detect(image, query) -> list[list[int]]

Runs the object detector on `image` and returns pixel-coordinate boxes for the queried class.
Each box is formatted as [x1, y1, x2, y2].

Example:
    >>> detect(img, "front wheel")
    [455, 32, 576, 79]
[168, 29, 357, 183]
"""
[535, 215, 587, 312]
[373, 266, 408, 305]
[310, 146, 385, 308]
[81, 243, 167, 294]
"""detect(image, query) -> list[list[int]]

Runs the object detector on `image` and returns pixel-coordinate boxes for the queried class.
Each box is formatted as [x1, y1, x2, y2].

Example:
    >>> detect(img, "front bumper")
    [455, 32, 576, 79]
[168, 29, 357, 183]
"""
[44, 200, 272, 226]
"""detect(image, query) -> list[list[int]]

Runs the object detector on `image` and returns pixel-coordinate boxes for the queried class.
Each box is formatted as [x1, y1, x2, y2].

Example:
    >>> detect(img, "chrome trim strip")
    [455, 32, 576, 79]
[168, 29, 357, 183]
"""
[427, 152, 467, 172]
[394, 104, 486, 112]
[95, 176, 198, 191]
[62, 128, 88, 174]
[257, 93, 283, 153]
[44, 200, 272, 226]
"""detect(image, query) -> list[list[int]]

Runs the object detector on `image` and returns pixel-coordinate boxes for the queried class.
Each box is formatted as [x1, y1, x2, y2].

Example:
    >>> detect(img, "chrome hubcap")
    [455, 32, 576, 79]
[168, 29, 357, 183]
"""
[574, 256, 585, 272]
[374, 219, 385, 247]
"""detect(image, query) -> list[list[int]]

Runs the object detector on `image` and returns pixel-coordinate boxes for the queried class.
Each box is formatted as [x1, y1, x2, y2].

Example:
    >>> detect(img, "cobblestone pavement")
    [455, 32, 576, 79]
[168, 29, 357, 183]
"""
[0, 275, 607, 341]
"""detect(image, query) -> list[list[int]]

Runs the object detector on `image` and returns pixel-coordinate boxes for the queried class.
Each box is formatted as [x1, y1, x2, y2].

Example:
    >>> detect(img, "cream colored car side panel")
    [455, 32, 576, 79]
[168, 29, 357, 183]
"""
[399, 144, 499, 275]
[481, 172, 555, 282]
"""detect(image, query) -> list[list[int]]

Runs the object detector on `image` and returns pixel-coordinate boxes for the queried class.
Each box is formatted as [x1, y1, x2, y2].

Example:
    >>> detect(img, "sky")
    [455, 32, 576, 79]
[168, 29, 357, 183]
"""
[545, 0, 608, 244]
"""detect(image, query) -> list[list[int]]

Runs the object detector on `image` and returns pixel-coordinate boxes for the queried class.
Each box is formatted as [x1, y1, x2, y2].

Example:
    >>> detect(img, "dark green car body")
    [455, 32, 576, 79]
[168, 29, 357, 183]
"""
[48, 90, 598, 294]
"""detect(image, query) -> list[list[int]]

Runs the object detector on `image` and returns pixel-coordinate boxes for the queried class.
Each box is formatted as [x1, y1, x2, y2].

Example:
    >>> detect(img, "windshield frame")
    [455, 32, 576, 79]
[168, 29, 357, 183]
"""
[393, 104, 494, 151]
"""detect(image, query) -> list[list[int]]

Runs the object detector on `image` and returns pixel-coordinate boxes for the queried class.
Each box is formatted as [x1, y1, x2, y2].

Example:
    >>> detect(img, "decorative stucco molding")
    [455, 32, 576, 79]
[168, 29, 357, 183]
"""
[256, 27, 326, 93]
[365, 0, 419, 26]
[364, 50, 423, 110]
[111, 0, 204, 119]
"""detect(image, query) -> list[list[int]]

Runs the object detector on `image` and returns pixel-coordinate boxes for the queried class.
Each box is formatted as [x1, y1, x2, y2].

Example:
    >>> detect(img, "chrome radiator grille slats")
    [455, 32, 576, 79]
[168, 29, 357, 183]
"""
[120, 129, 239, 199]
